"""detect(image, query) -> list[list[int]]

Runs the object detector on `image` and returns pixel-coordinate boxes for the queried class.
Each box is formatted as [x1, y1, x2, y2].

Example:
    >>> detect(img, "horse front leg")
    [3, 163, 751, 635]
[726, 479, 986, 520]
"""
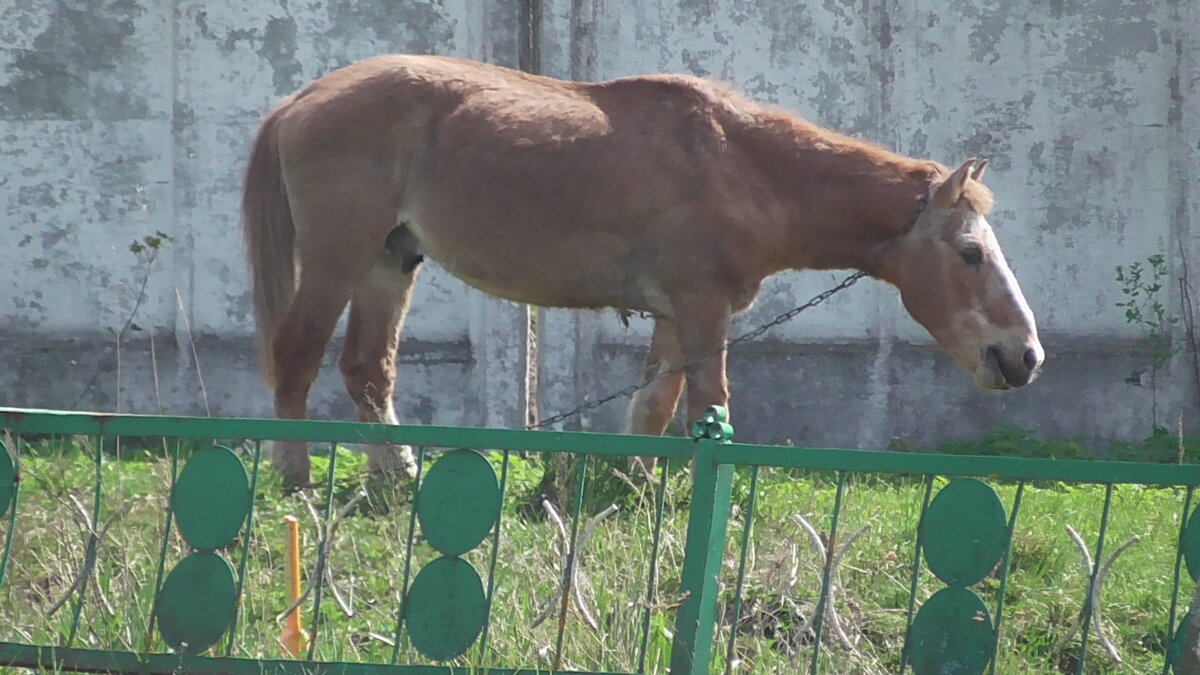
[625, 319, 686, 477]
[672, 297, 733, 440]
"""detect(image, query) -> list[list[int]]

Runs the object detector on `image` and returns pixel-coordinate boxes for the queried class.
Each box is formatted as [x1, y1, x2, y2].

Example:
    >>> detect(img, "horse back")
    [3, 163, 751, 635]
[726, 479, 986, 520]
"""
[266, 55, 781, 310]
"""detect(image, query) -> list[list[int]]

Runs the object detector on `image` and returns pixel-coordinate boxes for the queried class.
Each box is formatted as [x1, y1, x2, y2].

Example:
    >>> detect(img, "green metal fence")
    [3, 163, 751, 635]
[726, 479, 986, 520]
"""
[1, 406, 1200, 674]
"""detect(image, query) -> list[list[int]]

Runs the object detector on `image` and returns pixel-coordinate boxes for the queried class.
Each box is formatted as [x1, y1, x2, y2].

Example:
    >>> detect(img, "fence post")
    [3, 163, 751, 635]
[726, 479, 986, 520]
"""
[669, 408, 734, 675]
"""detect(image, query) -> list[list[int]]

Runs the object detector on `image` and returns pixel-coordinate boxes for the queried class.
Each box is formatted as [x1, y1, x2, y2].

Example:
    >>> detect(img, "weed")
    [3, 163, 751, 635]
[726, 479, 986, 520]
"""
[1116, 253, 1180, 428]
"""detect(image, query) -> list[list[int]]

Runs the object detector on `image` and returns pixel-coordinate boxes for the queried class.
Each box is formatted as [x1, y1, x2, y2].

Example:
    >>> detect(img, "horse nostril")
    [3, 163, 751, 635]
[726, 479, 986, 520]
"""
[1023, 348, 1040, 371]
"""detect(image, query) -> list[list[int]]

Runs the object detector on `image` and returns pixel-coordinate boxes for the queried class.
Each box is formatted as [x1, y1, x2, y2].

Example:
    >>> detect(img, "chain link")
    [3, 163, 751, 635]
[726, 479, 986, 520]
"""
[527, 193, 928, 431]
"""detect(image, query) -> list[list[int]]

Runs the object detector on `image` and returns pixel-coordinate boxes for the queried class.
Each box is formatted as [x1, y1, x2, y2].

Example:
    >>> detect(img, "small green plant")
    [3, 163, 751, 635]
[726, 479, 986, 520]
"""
[1116, 253, 1179, 427]
[487, 450, 547, 509]
[128, 231, 171, 258]
[892, 424, 1198, 464]
[309, 444, 387, 508]
[937, 425, 1088, 460]
[124, 230, 173, 335]
[74, 231, 176, 410]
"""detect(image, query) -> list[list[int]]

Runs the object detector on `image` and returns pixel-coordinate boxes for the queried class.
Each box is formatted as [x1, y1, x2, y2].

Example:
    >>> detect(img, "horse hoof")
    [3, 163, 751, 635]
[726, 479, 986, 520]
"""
[628, 456, 659, 481]
[270, 439, 312, 486]
[368, 444, 418, 480]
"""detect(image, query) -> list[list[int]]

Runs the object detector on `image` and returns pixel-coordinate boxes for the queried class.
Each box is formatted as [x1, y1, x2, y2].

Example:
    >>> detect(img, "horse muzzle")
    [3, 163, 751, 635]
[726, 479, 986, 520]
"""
[978, 344, 1043, 390]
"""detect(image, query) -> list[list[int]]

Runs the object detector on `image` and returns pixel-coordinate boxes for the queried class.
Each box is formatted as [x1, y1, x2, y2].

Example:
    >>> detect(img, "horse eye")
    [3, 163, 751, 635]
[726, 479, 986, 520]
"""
[960, 247, 984, 265]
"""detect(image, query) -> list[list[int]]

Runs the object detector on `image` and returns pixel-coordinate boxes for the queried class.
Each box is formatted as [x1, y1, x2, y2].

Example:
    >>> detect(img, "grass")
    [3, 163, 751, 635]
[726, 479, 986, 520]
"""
[0, 430, 1197, 674]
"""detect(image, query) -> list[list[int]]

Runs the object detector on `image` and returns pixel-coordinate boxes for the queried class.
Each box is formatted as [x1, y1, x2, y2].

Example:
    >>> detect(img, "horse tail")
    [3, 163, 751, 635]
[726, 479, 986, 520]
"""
[242, 103, 294, 388]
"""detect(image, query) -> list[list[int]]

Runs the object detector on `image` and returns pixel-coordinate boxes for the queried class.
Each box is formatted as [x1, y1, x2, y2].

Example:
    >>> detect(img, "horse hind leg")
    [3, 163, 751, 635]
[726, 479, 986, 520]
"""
[270, 180, 396, 485]
[339, 223, 424, 479]
[626, 319, 686, 477]
[271, 265, 361, 485]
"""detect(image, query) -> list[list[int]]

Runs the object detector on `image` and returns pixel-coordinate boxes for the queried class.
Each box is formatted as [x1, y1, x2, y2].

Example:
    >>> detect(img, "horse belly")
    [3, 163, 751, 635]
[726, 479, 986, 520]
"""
[401, 215, 645, 309]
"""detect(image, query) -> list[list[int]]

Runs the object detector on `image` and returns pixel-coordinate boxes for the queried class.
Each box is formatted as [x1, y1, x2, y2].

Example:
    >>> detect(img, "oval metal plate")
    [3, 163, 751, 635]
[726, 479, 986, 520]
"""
[416, 450, 500, 556]
[405, 555, 487, 662]
[155, 552, 237, 655]
[922, 479, 1008, 587]
[909, 586, 995, 675]
[172, 445, 251, 552]
[0, 440, 13, 518]
[1183, 505, 1200, 583]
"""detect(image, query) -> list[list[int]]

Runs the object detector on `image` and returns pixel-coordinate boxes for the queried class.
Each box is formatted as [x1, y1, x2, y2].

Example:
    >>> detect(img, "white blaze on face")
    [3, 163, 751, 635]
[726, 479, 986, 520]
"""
[961, 213, 1042, 387]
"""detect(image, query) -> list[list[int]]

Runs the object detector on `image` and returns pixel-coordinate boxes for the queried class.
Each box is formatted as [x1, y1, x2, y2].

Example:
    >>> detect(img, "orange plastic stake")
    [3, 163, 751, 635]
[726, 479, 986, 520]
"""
[281, 515, 309, 657]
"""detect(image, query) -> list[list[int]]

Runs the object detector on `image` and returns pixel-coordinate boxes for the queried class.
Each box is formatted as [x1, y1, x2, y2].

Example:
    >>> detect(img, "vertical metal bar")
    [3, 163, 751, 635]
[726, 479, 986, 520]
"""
[668, 439, 734, 675]
[67, 434, 105, 647]
[477, 450, 512, 660]
[552, 454, 591, 670]
[391, 447, 426, 664]
[1075, 483, 1115, 675]
[724, 466, 760, 675]
[988, 481, 1026, 675]
[306, 443, 339, 660]
[143, 439, 180, 653]
[1164, 486, 1196, 675]
[225, 440, 264, 656]
[809, 471, 848, 674]
[899, 475, 936, 674]
[637, 458, 672, 674]
[0, 436, 24, 590]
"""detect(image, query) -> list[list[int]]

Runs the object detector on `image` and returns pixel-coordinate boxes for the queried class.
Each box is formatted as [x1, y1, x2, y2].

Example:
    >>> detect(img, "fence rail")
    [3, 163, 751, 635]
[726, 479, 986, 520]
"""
[1, 407, 1199, 674]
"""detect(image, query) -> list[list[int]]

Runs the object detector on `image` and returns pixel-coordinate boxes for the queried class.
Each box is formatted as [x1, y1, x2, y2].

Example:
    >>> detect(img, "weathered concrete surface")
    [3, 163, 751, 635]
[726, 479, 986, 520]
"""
[1, 0, 527, 428]
[1, 0, 1197, 448]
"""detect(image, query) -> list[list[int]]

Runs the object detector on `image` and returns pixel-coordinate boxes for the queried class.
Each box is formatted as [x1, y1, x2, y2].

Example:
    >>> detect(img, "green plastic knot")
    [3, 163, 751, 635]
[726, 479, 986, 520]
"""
[691, 406, 734, 443]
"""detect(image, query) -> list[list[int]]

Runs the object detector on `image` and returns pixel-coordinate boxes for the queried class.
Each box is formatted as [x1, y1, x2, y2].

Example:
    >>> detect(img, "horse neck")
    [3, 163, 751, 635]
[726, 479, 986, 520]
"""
[731, 112, 935, 272]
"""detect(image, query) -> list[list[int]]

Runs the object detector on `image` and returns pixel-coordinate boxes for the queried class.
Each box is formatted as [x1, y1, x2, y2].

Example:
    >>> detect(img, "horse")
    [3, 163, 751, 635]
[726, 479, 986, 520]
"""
[242, 54, 1044, 485]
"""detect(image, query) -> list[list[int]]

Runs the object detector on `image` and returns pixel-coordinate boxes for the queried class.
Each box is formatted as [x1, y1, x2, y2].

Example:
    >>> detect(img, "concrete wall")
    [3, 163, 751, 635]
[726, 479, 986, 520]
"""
[1, 0, 1197, 450]
[1, 0, 531, 430]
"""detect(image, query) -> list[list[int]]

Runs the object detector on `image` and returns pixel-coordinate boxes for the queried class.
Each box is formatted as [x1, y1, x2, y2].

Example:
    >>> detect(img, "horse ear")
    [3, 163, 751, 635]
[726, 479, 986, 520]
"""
[933, 158, 975, 207]
[971, 158, 989, 182]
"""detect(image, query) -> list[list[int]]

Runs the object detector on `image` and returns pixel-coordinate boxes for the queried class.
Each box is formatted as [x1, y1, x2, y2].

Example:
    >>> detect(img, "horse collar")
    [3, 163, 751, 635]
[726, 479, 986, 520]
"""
[897, 191, 931, 239]
[863, 192, 929, 278]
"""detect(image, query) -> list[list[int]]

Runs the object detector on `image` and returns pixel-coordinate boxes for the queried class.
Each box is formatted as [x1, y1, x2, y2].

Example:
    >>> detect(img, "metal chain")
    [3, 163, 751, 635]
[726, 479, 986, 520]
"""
[527, 193, 928, 431]
[526, 269, 868, 430]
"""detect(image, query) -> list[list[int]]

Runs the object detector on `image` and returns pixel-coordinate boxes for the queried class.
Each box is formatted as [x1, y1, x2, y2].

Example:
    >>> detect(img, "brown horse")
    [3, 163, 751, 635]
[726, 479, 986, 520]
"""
[243, 55, 1043, 484]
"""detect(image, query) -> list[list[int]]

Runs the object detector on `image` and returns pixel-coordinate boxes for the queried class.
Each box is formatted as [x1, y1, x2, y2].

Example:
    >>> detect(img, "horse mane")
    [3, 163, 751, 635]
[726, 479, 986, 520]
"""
[959, 178, 995, 215]
[714, 89, 996, 215]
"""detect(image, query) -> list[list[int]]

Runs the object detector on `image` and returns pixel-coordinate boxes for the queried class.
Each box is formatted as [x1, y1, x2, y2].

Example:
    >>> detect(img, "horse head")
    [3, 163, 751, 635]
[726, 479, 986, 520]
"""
[879, 159, 1044, 390]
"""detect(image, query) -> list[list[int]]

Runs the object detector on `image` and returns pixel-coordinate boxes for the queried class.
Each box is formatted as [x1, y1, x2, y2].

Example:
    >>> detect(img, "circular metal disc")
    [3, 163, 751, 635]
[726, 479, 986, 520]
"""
[909, 587, 995, 675]
[172, 445, 251, 552]
[1183, 506, 1200, 583]
[0, 440, 13, 518]
[405, 556, 487, 661]
[1169, 609, 1193, 673]
[416, 450, 500, 556]
[155, 552, 237, 655]
[922, 479, 1008, 587]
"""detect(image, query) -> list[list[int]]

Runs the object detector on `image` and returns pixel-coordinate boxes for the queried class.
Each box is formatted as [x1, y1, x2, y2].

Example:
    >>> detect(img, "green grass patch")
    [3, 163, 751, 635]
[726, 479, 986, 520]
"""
[0, 432, 1196, 674]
